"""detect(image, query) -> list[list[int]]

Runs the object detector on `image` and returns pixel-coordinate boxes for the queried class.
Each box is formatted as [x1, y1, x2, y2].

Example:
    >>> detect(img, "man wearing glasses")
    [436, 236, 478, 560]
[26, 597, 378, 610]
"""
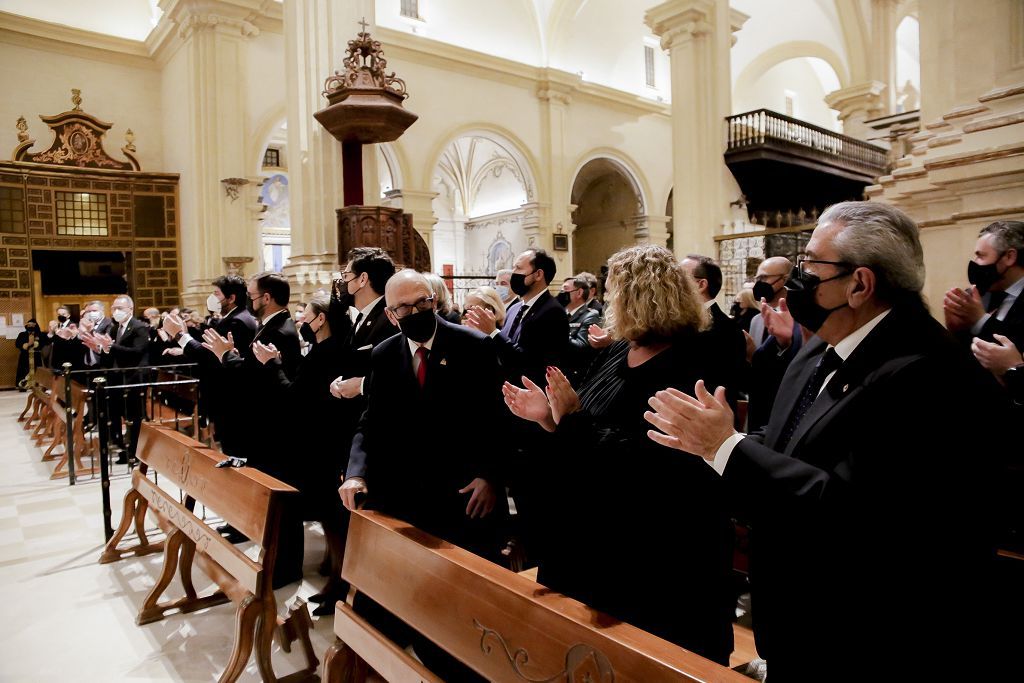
[339, 269, 505, 681]
[645, 201, 1003, 680]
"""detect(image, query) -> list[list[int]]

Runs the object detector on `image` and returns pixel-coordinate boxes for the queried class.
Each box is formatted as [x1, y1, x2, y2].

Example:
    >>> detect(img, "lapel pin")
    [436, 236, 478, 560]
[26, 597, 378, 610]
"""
[842, 384, 849, 393]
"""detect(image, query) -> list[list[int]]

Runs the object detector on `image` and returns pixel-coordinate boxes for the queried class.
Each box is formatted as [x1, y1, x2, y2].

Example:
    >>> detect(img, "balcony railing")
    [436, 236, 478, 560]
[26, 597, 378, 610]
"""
[726, 109, 889, 177]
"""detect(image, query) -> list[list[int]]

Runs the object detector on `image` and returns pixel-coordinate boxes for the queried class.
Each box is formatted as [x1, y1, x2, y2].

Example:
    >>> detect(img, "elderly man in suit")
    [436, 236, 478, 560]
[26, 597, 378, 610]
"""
[559, 274, 601, 386]
[646, 201, 1003, 681]
[339, 269, 504, 682]
[466, 248, 567, 387]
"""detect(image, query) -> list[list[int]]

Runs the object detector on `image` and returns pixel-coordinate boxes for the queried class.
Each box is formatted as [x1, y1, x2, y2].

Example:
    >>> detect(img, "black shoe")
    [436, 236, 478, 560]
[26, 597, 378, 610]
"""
[308, 592, 328, 604]
[311, 600, 338, 617]
[217, 524, 247, 544]
[114, 455, 128, 465]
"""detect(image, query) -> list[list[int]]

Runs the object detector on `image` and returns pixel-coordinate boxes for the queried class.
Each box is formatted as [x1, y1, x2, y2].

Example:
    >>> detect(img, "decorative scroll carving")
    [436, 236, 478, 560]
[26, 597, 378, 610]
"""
[474, 619, 615, 683]
[13, 90, 141, 171]
[324, 18, 408, 100]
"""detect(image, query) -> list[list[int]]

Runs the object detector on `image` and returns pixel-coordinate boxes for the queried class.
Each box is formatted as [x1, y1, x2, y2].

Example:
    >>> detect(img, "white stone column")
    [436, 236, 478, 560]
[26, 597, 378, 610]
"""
[537, 70, 578, 278]
[634, 215, 672, 247]
[824, 81, 888, 140]
[164, 0, 261, 307]
[871, 0, 900, 116]
[646, 0, 746, 261]
[281, 0, 375, 300]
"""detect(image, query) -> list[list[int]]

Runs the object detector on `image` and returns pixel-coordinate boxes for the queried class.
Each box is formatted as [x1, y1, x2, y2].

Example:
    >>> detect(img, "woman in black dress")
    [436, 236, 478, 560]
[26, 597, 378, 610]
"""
[503, 244, 736, 665]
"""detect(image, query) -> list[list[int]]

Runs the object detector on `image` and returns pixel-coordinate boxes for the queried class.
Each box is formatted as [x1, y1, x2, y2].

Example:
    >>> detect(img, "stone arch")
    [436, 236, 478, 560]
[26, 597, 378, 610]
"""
[569, 154, 649, 279]
[250, 107, 287, 176]
[733, 40, 850, 100]
[570, 148, 651, 215]
[421, 123, 540, 201]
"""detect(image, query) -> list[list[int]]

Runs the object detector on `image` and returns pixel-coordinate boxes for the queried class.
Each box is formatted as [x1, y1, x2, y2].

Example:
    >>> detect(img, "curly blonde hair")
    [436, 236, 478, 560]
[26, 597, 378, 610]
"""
[603, 245, 708, 344]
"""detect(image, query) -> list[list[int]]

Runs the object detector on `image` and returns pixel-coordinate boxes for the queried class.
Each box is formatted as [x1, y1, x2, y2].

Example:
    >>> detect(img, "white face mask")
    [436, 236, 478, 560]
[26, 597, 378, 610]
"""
[112, 309, 130, 324]
[206, 294, 223, 315]
[88, 311, 103, 323]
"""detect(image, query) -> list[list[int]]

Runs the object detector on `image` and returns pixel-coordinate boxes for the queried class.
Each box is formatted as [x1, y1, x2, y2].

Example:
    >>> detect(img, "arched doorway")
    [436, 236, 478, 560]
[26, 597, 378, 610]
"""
[430, 133, 535, 276]
[570, 158, 645, 278]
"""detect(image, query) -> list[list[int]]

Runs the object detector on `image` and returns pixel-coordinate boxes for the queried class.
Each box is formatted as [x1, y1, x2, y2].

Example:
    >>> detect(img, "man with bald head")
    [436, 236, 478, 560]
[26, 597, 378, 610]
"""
[340, 269, 505, 681]
[748, 256, 793, 347]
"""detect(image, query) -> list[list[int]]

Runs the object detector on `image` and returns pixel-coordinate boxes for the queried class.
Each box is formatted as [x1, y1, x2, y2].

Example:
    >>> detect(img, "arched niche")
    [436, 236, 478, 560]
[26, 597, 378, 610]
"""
[429, 133, 536, 275]
[570, 157, 646, 279]
[894, 15, 920, 112]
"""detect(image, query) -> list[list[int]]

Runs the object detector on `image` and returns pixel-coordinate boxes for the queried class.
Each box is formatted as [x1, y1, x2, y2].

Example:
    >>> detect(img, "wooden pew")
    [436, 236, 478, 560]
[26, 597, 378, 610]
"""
[46, 377, 97, 479]
[324, 511, 751, 683]
[25, 367, 55, 440]
[116, 424, 317, 682]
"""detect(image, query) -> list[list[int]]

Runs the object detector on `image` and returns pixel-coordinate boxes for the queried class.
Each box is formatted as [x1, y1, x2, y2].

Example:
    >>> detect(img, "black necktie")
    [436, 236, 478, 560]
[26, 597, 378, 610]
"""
[987, 290, 1008, 314]
[776, 347, 843, 451]
[116, 323, 126, 342]
[508, 305, 529, 342]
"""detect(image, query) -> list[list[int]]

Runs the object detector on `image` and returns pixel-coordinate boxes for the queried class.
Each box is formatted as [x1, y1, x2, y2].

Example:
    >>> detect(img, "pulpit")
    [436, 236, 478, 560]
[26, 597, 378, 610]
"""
[315, 22, 430, 271]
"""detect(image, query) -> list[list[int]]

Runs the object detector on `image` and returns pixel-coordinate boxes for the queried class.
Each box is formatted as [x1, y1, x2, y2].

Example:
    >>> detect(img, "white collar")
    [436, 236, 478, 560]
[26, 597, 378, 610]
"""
[260, 309, 287, 326]
[1002, 274, 1024, 298]
[567, 302, 586, 316]
[359, 295, 383, 321]
[522, 289, 546, 309]
[702, 299, 715, 310]
[831, 309, 891, 362]
[406, 329, 437, 356]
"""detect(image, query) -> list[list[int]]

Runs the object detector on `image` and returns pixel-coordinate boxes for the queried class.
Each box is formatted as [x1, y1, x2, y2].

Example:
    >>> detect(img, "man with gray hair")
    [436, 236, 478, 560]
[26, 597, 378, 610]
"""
[645, 201, 1003, 680]
[944, 219, 1024, 351]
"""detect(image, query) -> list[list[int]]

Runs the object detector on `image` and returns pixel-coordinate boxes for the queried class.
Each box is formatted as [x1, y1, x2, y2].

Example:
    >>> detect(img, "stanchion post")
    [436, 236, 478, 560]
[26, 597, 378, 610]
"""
[93, 377, 114, 541]
[62, 362, 75, 486]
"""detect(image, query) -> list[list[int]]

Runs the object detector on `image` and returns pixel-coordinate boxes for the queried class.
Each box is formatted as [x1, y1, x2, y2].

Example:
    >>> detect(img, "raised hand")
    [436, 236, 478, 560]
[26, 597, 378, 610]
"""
[502, 377, 555, 431]
[972, 334, 1023, 376]
[458, 478, 496, 519]
[944, 286, 985, 331]
[465, 307, 497, 335]
[252, 341, 280, 365]
[644, 380, 736, 461]
[587, 324, 612, 349]
[162, 312, 185, 337]
[762, 297, 795, 349]
[545, 366, 580, 424]
[201, 328, 234, 360]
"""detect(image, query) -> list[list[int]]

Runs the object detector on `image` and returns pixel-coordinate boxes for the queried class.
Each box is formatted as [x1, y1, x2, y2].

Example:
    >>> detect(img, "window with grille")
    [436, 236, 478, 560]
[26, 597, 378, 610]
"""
[263, 147, 280, 168]
[55, 191, 108, 236]
[401, 0, 419, 19]
[644, 45, 656, 88]
[0, 186, 25, 234]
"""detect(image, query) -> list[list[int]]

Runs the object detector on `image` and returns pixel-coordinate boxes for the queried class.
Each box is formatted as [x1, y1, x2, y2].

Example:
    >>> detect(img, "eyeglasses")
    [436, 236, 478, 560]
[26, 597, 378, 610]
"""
[797, 258, 854, 277]
[754, 273, 786, 284]
[339, 270, 356, 282]
[388, 295, 435, 319]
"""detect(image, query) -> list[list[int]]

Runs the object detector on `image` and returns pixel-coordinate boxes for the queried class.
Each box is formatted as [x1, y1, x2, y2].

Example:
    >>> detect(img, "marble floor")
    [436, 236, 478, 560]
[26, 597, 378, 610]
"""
[0, 390, 339, 682]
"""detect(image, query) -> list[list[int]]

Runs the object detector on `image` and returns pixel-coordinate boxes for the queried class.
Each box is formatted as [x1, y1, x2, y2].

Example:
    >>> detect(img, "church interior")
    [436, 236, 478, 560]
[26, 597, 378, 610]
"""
[0, 0, 1021, 680]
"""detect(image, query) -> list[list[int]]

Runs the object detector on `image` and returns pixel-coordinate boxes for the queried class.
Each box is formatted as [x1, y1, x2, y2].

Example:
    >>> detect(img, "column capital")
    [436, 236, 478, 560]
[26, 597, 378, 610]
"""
[825, 80, 888, 118]
[536, 69, 580, 106]
[162, 0, 263, 40]
[645, 0, 722, 50]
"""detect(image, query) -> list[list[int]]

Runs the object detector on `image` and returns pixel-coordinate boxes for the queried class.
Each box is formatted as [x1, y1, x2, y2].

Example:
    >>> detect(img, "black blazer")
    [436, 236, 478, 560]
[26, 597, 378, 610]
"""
[183, 305, 258, 433]
[346, 297, 399, 380]
[704, 302, 747, 407]
[492, 290, 568, 386]
[348, 316, 505, 546]
[101, 317, 150, 369]
[977, 288, 1024, 348]
[724, 302, 1002, 679]
[564, 305, 601, 385]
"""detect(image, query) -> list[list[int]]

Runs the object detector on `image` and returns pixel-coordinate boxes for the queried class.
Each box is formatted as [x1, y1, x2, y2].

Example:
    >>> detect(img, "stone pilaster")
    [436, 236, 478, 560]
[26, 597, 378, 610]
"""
[646, 0, 746, 260]
[824, 81, 888, 140]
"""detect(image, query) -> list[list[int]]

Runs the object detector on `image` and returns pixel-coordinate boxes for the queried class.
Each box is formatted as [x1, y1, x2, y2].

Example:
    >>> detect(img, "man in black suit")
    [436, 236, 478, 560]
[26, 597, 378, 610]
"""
[466, 248, 567, 387]
[163, 274, 258, 458]
[559, 274, 601, 386]
[646, 201, 1003, 681]
[944, 220, 1024, 351]
[81, 295, 150, 462]
[579, 271, 604, 316]
[339, 269, 504, 681]
[681, 254, 746, 409]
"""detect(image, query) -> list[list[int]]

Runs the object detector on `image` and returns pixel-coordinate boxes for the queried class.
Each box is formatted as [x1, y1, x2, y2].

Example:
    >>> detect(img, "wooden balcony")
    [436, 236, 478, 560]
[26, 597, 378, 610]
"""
[724, 109, 889, 217]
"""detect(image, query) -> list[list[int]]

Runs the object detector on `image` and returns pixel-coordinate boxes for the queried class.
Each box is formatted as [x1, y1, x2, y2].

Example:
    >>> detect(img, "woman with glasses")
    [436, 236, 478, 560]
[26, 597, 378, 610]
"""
[502, 244, 735, 665]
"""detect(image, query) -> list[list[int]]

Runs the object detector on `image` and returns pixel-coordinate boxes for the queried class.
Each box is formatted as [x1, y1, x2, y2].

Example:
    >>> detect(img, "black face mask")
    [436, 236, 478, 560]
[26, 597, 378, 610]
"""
[510, 270, 534, 297]
[784, 266, 851, 333]
[729, 302, 742, 318]
[26, 326, 37, 333]
[247, 296, 260, 317]
[752, 279, 778, 304]
[399, 308, 436, 344]
[57, 315, 68, 324]
[556, 291, 571, 307]
[967, 259, 1004, 295]
[299, 320, 319, 345]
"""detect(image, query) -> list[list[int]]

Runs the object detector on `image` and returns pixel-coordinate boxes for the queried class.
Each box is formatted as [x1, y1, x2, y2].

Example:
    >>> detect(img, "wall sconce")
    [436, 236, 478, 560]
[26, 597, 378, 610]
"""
[220, 177, 249, 202]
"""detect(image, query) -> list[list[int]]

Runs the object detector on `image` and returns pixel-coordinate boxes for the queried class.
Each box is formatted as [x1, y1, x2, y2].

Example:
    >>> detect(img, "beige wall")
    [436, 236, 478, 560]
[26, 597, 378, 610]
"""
[0, 41, 163, 170]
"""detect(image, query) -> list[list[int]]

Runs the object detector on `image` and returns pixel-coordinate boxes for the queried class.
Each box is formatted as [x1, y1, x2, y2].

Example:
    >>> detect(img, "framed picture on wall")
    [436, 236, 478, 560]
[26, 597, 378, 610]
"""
[553, 233, 569, 251]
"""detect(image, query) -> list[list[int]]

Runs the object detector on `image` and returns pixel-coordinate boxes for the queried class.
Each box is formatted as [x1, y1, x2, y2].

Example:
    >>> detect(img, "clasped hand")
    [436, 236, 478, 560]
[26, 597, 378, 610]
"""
[502, 366, 579, 432]
[201, 328, 235, 360]
[644, 380, 736, 461]
[251, 340, 280, 365]
[338, 476, 496, 519]
[464, 306, 497, 335]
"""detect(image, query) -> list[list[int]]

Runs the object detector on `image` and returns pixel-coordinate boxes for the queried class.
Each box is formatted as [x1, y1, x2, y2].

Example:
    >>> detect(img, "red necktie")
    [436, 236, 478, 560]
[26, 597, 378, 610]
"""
[415, 346, 428, 388]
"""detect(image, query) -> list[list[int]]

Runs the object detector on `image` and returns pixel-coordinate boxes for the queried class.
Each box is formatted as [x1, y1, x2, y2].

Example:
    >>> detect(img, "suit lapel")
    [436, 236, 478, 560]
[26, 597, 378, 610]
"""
[423, 318, 449, 394]
[764, 338, 827, 449]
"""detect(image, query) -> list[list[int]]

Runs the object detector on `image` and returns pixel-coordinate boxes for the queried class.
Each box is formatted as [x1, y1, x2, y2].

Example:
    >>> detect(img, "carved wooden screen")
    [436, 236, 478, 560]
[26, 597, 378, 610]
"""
[0, 91, 180, 388]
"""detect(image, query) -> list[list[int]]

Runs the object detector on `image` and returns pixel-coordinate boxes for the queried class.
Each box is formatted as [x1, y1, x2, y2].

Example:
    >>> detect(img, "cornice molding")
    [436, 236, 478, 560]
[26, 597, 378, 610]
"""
[376, 27, 669, 118]
[0, 10, 156, 69]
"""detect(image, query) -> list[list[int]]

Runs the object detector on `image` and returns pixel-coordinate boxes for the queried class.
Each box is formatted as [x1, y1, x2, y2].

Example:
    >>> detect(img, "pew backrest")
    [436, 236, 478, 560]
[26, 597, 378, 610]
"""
[341, 511, 750, 683]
